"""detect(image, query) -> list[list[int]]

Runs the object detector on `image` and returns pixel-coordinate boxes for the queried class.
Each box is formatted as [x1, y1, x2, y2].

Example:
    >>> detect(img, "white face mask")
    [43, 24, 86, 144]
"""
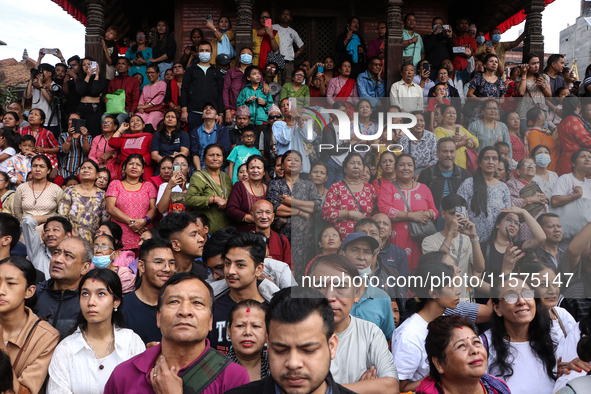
[358, 266, 372, 277]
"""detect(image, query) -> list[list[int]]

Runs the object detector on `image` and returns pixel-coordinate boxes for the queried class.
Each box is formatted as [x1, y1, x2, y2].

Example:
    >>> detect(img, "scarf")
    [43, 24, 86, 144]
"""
[193, 169, 230, 200]
[336, 77, 356, 99]
[258, 29, 277, 70]
[226, 347, 270, 379]
[346, 34, 361, 63]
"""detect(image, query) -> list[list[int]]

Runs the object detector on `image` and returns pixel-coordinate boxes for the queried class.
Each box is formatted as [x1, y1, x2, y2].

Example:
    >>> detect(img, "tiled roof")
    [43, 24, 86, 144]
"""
[0, 58, 36, 87]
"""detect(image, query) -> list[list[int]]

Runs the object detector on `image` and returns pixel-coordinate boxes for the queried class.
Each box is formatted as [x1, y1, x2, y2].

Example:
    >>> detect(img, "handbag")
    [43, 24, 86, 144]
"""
[105, 89, 126, 115]
[465, 147, 479, 174]
[144, 104, 166, 113]
[549, 197, 591, 240]
[267, 51, 285, 70]
[391, 182, 436, 242]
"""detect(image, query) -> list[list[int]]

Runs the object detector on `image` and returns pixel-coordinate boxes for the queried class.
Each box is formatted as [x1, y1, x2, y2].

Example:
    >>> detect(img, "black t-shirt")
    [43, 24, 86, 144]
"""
[476, 240, 525, 299]
[121, 291, 161, 344]
[65, 79, 82, 114]
[190, 261, 209, 280]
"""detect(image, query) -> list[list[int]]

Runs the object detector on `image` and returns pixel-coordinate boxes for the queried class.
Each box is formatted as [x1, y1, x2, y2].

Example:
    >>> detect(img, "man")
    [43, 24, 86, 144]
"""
[63, 55, 82, 114]
[0, 213, 20, 260]
[105, 272, 250, 394]
[181, 41, 224, 133]
[342, 232, 396, 342]
[122, 238, 176, 345]
[372, 213, 409, 278]
[260, 104, 281, 161]
[452, 18, 476, 72]
[207, 232, 268, 354]
[23, 63, 59, 135]
[273, 9, 306, 84]
[104, 57, 140, 124]
[263, 62, 283, 104]
[215, 53, 231, 75]
[34, 236, 92, 336]
[418, 137, 472, 230]
[54, 63, 67, 87]
[545, 54, 567, 96]
[225, 287, 356, 394]
[367, 22, 386, 60]
[189, 101, 231, 170]
[309, 255, 399, 394]
[252, 200, 291, 267]
[158, 213, 208, 279]
[188, 211, 210, 242]
[423, 17, 454, 71]
[22, 216, 73, 278]
[389, 63, 423, 112]
[421, 194, 485, 300]
[356, 56, 385, 108]
[439, 58, 474, 103]
[7, 102, 30, 128]
[475, 28, 525, 74]
[537, 213, 564, 272]
[229, 106, 252, 149]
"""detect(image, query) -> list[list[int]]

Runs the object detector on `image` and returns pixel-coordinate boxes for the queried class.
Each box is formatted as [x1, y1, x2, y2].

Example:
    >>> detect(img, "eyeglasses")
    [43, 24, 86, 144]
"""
[439, 73, 448, 77]
[142, 259, 178, 271]
[102, 121, 114, 125]
[174, 163, 189, 167]
[295, 73, 305, 77]
[266, 66, 277, 71]
[504, 218, 521, 227]
[269, 115, 282, 120]
[501, 289, 535, 304]
[93, 245, 113, 251]
[137, 34, 146, 38]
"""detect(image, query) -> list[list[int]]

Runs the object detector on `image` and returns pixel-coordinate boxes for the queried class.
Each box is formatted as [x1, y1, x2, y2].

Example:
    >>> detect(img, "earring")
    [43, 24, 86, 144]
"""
[114, 307, 118, 312]
[438, 369, 443, 374]
[496, 313, 501, 317]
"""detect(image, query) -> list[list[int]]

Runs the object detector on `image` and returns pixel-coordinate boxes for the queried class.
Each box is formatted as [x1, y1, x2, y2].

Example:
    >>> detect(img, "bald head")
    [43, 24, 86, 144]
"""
[252, 200, 275, 230]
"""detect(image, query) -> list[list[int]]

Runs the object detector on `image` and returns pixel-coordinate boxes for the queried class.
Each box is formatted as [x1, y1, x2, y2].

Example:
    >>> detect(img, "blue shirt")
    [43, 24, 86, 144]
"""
[150, 131, 190, 157]
[350, 285, 395, 340]
[356, 70, 386, 108]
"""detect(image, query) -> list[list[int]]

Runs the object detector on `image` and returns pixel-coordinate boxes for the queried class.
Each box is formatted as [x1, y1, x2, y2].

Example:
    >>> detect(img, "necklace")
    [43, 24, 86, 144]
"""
[248, 180, 264, 200]
[31, 180, 49, 206]
[82, 329, 114, 370]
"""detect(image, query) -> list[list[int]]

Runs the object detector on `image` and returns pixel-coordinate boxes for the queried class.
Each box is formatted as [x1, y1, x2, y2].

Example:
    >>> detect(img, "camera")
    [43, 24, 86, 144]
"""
[51, 83, 64, 98]
[30, 68, 41, 77]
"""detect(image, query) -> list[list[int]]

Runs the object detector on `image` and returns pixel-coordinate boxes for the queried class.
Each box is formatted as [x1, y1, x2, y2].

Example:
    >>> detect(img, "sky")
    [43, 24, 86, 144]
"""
[0, 0, 582, 63]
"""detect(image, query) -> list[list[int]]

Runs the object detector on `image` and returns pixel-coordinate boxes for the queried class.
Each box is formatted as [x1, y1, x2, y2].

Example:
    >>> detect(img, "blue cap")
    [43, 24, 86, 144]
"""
[342, 232, 380, 252]
[216, 53, 231, 66]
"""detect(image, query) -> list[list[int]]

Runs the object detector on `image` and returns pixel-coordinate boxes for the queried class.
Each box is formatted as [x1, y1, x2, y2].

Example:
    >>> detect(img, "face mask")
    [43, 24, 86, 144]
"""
[535, 153, 551, 168]
[199, 52, 211, 63]
[476, 36, 485, 45]
[93, 255, 111, 269]
[241, 53, 253, 65]
[492, 34, 501, 43]
[219, 68, 227, 75]
[358, 266, 372, 277]
[433, 25, 439, 32]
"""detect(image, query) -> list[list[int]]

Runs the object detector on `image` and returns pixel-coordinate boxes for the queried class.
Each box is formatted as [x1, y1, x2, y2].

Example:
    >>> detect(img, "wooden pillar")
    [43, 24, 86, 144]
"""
[386, 0, 403, 91]
[523, 0, 545, 63]
[236, 0, 254, 58]
[85, 0, 106, 77]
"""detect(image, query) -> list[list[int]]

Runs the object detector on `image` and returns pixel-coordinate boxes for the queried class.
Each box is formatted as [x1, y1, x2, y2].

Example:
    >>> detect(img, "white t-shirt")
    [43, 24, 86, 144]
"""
[552, 173, 591, 220]
[0, 147, 17, 172]
[484, 330, 555, 394]
[32, 82, 58, 126]
[271, 25, 304, 61]
[556, 322, 581, 364]
[533, 171, 558, 201]
[331, 315, 398, 384]
[551, 306, 577, 348]
[391, 313, 430, 382]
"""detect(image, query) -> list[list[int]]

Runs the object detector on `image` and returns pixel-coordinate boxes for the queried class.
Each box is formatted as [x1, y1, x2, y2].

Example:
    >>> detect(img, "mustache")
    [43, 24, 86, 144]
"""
[281, 373, 311, 380]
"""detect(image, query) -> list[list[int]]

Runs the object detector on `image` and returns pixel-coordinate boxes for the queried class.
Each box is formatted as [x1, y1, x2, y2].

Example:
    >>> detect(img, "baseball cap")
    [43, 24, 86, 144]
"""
[342, 232, 380, 252]
[216, 54, 231, 66]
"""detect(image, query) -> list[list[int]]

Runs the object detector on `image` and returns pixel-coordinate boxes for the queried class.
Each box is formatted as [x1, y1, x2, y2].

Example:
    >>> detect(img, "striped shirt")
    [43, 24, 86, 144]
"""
[58, 133, 93, 177]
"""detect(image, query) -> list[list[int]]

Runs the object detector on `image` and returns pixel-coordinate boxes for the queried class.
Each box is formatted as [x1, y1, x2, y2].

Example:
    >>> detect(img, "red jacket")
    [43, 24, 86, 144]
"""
[108, 75, 140, 113]
[452, 35, 477, 72]
[108, 133, 154, 180]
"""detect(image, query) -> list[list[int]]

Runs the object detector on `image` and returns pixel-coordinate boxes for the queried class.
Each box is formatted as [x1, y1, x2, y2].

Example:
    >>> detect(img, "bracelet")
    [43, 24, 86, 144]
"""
[442, 241, 451, 250]
[470, 237, 480, 243]
[144, 216, 151, 225]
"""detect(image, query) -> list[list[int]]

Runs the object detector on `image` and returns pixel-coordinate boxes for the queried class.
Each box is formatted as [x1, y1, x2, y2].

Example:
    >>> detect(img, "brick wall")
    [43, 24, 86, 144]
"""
[179, 0, 236, 50]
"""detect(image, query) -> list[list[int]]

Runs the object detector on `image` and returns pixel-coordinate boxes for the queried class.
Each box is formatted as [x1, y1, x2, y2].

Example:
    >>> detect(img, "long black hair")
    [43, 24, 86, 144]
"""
[403, 261, 455, 319]
[75, 269, 125, 331]
[0, 256, 37, 309]
[471, 146, 498, 219]
[121, 153, 146, 182]
[152, 20, 170, 50]
[578, 305, 591, 362]
[562, 95, 580, 119]
[157, 109, 182, 143]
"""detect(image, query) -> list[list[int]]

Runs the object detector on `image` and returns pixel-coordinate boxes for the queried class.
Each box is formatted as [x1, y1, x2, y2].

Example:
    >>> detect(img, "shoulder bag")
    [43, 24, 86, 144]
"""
[391, 181, 436, 242]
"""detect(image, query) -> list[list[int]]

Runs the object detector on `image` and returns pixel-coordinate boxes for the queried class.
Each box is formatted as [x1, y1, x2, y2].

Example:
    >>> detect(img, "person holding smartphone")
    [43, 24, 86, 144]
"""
[156, 154, 190, 215]
[252, 11, 279, 70]
[75, 58, 108, 137]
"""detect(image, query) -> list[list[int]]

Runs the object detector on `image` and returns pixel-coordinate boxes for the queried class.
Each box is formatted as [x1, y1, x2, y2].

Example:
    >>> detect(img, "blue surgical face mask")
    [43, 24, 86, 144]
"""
[535, 153, 552, 168]
[241, 53, 253, 65]
[433, 25, 439, 32]
[199, 52, 211, 63]
[476, 36, 485, 45]
[93, 255, 112, 269]
[492, 34, 501, 43]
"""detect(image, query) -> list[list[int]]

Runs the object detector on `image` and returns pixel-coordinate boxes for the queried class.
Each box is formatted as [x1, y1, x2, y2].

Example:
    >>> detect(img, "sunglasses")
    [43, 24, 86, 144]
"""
[269, 115, 282, 120]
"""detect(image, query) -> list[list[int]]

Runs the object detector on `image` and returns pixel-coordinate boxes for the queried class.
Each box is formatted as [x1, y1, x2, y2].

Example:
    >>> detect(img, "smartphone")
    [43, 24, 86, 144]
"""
[51, 48, 58, 55]
[318, 65, 324, 73]
[90, 61, 98, 74]
[574, 80, 582, 88]
[136, 51, 144, 60]
[72, 118, 86, 134]
[452, 46, 466, 54]
[506, 226, 514, 244]
[206, 14, 212, 22]
[424, 63, 430, 72]
[486, 41, 493, 48]
[173, 164, 181, 173]
[265, 18, 273, 29]
[443, 25, 450, 31]
[41, 48, 51, 55]
[455, 206, 466, 218]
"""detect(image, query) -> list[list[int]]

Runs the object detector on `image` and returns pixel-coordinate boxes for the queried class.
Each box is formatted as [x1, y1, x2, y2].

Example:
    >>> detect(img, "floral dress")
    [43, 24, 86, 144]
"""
[58, 186, 110, 243]
[468, 73, 507, 119]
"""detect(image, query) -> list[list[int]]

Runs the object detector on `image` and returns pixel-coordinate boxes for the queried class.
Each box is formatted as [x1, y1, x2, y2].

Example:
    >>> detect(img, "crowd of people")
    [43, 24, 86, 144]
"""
[1, 8, 591, 394]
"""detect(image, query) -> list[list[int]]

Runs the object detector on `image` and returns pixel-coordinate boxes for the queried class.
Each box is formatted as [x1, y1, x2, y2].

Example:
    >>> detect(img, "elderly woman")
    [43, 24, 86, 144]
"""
[136, 64, 167, 129]
[186, 144, 232, 234]
[523, 107, 560, 173]
[557, 96, 591, 176]
[58, 113, 92, 177]
[95, 168, 111, 191]
[469, 99, 512, 156]
[156, 154, 190, 215]
[280, 68, 310, 108]
[108, 115, 154, 180]
[148, 156, 173, 189]
[434, 105, 479, 169]
[327, 60, 359, 106]
[416, 315, 511, 394]
[378, 154, 438, 270]
[322, 152, 377, 240]
[252, 11, 279, 69]
[398, 111, 438, 175]
[267, 150, 322, 277]
[457, 147, 511, 241]
[335, 17, 367, 79]
[106, 154, 157, 251]
[531, 145, 558, 200]
[227, 155, 267, 232]
[92, 234, 136, 293]
[125, 30, 153, 89]
[89, 115, 119, 176]
[58, 159, 109, 243]
[150, 109, 190, 167]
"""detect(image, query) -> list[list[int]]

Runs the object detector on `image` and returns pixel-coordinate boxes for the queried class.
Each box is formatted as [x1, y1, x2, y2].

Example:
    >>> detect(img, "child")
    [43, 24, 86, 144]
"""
[427, 83, 450, 130]
[6, 135, 35, 186]
[237, 163, 249, 182]
[101, 26, 120, 80]
[494, 141, 517, 171]
[547, 87, 570, 132]
[236, 66, 273, 126]
[227, 127, 261, 183]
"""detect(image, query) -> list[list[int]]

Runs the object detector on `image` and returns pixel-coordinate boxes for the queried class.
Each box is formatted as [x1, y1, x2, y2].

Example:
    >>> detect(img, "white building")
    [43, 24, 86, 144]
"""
[560, 2, 591, 73]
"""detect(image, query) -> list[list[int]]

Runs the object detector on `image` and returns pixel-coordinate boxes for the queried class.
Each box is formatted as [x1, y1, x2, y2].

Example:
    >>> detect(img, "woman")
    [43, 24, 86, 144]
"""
[48, 269, 145, 394]
[148, 157, 174, 189]
[0, 127, 17, 173]
[17, 109, 60, 175]
[227, 155, 267, 232]
[434, 105, 479, 169]
[237, 163, 249, 182]
[310, 162, 329, 243]
[223, 47, 254, 124]
[548, 87, 570, 131]
[515, 52, 551, 133]
[92, 235, 136, 294]
[326, 60, 359, 106]
[280, 68, 310, 108]
[13, 155, 63, 232]
[75, 58, 108, 136]
[89, 115, 119, 176]
[136, 64, 167, 129]
[0, 256, 59, 394]
[150, 109, 190, 167]
[399, 112, 438, 175]
[483, 278, 556, 394]
[416, 315, 511, 394]
[96, 221, 123, 250]
[156, 154, 190, 215]
[557, 96, 591, 176]
[506, 158, 548, 241]
[392, 261, 460, 392]
[125, 30, 153, 89]
[372, 151, 397, 195]
[59, 113, 92, 177]
[180, 28, 204, 68]
[164, 63, 185, 113]
[469, 100, 512, 156]
[550, 148, 591, 223]
[335, 17, 367, 79]
[95, 168, 111, 191]
[58, 159, 109, 243]
[308, 56, 339, 88]
[251, 11, 279, 69]
[273, 155, 284, 180]
[466, 54, 506, 120]
[186, 144, 232, 234]
[207, 16, 236, 67]
[505, 111, 526, 163]
[524, 107, 560, 173]
[105, 154, 157, 251]
[378, 154, 438, 270]
[227, 300, 269, 382]
[531, 145, 558, 200]
[149, 20, 176, 80]
[304, 226, 342, 275]
[457, 147, 511, 241]
[322, 152, 377, 240]
[108, 115, 154, 180]
[268, 150, 322, 276]
[495, 158, 512, 183]
[0, 172, 15, 214]
[2, 111, 20, 132]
